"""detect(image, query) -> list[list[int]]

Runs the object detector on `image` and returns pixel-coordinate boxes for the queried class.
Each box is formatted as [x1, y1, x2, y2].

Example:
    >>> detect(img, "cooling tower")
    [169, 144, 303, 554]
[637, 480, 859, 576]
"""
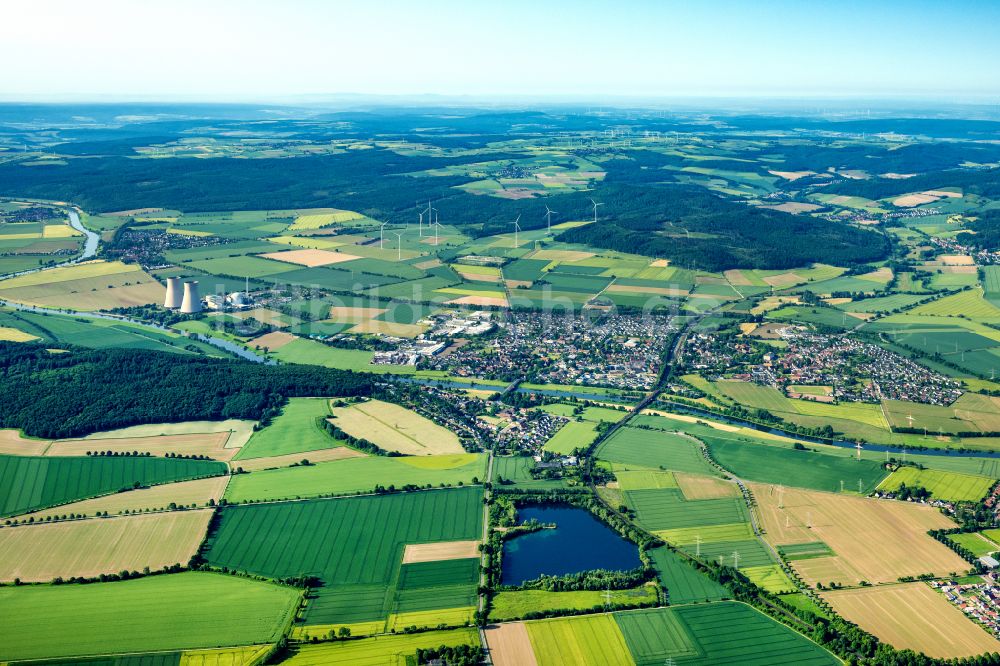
[180, 281, 202, 314]
[163, 277, 182, 309]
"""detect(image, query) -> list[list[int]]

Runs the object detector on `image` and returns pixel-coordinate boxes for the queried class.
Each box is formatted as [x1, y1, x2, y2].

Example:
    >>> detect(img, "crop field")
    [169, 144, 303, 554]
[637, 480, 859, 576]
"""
[13, 475, 229, 519]
[615, 469, 678, 491]
[674, 472, 739, 499]
[0, 454, 227, 517]
[0, 572, 300, 661]
[281, 628, 479, 666]
[0, 260, 164, 310]
[328, 398, 462, 455]
[656, 522, 755, 545]
[526, 614, 633, 666]
[911, 288, 1000, 319]
[751, 483, 966, 586]
[596, 426, 717, 476]
[82, 419, 257, 448]
[703, 434, 888, 493]
[614, 602, 839, 665]
[204, 488, 482, 627]
[543, 420, 599, 454]
[0, 510, 212, 582]
[489, 586, 658, 621]
[178, 645, 272, 666]
[234, 398, 336, 460]
[486, 622, 537, 666]
[648, 547, 728, 604]
[876, 466, 994, 502]
[742, 564, 797, 593]
[624, 488, 748, 532]
[882, 398, 981, 435]
[947, 532, 999, 557]
[223, 452, 486, 502]
[822, 583, 1000, 658]
[47, 431, 237, 460]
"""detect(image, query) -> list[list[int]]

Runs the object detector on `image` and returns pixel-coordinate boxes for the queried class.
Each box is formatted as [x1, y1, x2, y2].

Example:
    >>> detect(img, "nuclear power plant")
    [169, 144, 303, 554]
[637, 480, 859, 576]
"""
[163, 277, 182, 309]
[180, 281, 202, 314]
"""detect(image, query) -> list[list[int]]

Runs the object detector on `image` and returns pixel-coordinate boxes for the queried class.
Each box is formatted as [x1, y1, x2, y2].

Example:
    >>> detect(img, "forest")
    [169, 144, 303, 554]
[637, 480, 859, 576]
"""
[0, 343, 374, 438]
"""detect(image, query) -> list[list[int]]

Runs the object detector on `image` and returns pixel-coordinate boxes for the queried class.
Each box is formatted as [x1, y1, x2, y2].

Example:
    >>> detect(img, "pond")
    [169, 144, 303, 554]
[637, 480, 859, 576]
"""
[500, 504, 642, 586]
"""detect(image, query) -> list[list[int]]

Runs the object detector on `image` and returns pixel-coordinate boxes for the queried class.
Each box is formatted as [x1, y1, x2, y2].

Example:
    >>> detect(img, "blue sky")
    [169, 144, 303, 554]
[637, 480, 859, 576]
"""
[2, 0, 999, 101]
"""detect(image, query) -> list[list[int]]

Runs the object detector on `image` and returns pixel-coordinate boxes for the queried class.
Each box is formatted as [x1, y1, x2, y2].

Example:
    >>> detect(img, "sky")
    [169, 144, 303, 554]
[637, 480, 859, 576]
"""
[2, 0, 999, 102]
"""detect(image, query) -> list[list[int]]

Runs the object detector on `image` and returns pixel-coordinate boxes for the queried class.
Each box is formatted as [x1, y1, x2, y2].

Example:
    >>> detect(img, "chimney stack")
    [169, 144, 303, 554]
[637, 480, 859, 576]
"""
[163, 277, 182, 309]
[180, 281, 202, 314]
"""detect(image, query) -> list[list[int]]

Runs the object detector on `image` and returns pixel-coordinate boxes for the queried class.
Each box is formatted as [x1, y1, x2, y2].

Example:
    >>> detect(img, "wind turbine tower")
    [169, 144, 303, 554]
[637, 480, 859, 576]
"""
[544, 205, 557, 232]
[590, 198, 604, 224]
[513, 214, 522, 249]
[380, 221, 388, 249]
[392, 231, 404, 261]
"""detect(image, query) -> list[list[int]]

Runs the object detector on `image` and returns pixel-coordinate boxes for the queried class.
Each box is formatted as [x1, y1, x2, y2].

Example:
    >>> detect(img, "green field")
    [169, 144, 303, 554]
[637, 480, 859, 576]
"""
[0, 572, 299, 661]
[625, 488, 748, 531]
[597, 425, 717, 476]
[947, 532, 1000, 557]
[876, 466, 995, 502]
[204, 488, 482, 626]
[281, 627, 479, 665]
[703, 434, 888, 494]
[489, 586, 658, 621]
[492, 456, 568, 489]
[612, 602, 838, 665]
[235, 398, 337, 460]
[543, 420, 600, 454]
[0, 454, 226, 517]
[648, 547, 729, 604]
[224, 453, 486, 502]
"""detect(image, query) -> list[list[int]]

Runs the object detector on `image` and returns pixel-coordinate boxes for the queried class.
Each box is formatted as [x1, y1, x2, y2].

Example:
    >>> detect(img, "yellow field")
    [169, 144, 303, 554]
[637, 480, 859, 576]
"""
[752, 484, 965, 586]
[528, 249, 595, 262]
[0, 510, 212, 582]
[328, 306, 388, 322]
[823, 584, 1000, 658]
[266, 235, 343, 250]
[386, 606, 475, 631]
[0, 260, 133, 288]
[0, 326, 40, 342]
[486, 622, 538, 666]
[42, 224, 82, 238]
[48, 431, 236, 460]
[10, 476, 230, 520]
[329, 399, 463, 455]
[743, 564, 797, 593]
[446, 294, 509, 307]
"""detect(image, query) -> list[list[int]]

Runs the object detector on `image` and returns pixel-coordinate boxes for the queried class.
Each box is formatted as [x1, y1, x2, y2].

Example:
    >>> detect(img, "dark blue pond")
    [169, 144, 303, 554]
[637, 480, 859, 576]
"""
[500, 505, 642, 586]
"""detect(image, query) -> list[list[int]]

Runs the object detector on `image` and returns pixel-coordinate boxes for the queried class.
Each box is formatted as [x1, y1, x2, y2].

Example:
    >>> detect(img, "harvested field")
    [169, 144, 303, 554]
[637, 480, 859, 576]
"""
[260, 248, 360, 267]
[249, 331, 298, 351]
[674, 472, 739, 500]
[751, 484, 965, 586]
[328, 305, 388, 322]
[83, 420, 256, 449]
[822, 583, 1000, 659]
[764, 202, 823, 214]
[0, 510, 212, 582]
[446, 294, 508, 307]
[529, 250, 595, 262]
[47, 432, 237, 461]
[11, 476, 229, 520]
[233, 445, 364, 471]
[938, 254, 975, 265]
[348, 319, 427, 337]
[893, 193, 940, 207]
[486, 622, 538, 666]
[402, 540, 480, 564]
[769, 170, 815, 181]
[0, 429, 50, 455]
[329, 399, 463, 455]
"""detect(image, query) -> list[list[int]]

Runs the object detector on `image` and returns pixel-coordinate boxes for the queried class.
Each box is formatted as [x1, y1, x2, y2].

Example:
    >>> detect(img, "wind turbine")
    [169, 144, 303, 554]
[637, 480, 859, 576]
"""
[513, 214, 522, 249]
[379, 221, 388, 249]
[544, 205, 557, 232]
[590, 198, 604, 224]
[420, 200, 435, 238]
[433, 211, 443, 246]
[392, 231, 404, 261]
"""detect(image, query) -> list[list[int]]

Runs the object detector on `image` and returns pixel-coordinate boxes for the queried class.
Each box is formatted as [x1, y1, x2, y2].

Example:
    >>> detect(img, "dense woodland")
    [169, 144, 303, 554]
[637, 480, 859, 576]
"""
[0, 343, 374, 438]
